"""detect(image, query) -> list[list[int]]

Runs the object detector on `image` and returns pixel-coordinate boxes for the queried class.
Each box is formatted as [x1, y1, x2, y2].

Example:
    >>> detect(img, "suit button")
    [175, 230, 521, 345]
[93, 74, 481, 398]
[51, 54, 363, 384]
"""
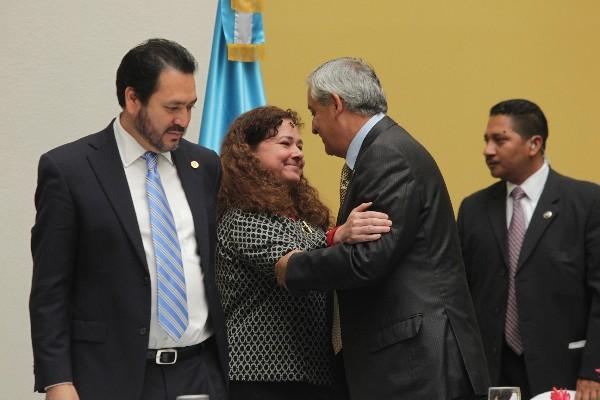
[500, 270, 506, 276]
[139, 327, 147, 335]
[492, 346, 497, 353]
[494, 307, 501, 315]
[143, 275, 150, 285]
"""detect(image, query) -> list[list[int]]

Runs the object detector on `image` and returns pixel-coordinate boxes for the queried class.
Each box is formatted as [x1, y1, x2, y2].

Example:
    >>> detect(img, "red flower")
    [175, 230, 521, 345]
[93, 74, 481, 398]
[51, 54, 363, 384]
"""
[596, 368, 600, 375]
[550, 387, 571, 400]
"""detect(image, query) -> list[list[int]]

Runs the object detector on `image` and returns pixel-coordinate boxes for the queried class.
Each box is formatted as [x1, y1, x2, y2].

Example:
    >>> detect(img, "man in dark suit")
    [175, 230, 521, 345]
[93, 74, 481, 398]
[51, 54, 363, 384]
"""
[30, 39, 228, 400]
[275, 57, 490, 399]
[457, 99, 600, 400]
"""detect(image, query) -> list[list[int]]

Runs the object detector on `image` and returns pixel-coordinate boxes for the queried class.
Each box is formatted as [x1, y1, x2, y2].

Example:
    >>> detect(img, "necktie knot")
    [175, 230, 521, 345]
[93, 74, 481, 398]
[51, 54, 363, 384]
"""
[511, 186, 526, 201]
[143, 151, 159, 172]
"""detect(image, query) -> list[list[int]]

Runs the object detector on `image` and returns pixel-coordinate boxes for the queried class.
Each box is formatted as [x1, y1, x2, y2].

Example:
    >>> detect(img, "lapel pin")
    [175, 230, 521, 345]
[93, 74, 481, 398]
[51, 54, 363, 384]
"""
[190, 161, 199, 169]
[543, 211, 553, 219]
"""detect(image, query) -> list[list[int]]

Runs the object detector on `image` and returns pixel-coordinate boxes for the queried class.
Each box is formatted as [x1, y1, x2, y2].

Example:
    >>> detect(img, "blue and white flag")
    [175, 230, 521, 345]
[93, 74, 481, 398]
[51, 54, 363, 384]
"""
[199, 0, 266, 152]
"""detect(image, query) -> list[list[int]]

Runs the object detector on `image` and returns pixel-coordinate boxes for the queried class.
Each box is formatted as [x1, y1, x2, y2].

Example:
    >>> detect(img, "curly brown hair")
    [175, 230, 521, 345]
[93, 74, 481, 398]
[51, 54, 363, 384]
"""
[218, 106, 331, 229]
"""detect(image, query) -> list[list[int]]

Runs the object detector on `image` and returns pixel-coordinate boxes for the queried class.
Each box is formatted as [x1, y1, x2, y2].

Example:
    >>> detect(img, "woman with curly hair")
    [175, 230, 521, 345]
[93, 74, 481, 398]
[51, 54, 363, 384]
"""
[216, 106, 391, 400]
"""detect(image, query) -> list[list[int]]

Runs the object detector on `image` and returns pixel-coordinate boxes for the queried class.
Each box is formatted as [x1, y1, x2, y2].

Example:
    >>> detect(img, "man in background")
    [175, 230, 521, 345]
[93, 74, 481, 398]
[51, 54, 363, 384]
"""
[276, 57, 490, 399]
[30, 38, 228, 400]
[457, 99, 600, 399]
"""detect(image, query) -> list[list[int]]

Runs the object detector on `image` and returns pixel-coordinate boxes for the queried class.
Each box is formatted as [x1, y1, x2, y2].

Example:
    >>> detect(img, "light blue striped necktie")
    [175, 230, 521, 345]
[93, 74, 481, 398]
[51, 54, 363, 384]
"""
[143, 151, 188, 341]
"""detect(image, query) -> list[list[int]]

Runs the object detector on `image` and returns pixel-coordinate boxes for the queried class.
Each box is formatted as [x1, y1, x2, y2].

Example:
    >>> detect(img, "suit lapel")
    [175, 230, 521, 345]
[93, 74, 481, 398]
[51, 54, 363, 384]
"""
[486, 183, 509, 268]
[517, 170, 560, 270]
[86, 123, 148, 270]
[336, 116, 396, 224]
[171, 144, 209, 272]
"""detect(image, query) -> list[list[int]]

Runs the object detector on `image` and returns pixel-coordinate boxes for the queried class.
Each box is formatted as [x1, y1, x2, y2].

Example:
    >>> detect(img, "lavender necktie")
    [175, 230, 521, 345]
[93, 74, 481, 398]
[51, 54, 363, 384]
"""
[505, 186, 526, 354]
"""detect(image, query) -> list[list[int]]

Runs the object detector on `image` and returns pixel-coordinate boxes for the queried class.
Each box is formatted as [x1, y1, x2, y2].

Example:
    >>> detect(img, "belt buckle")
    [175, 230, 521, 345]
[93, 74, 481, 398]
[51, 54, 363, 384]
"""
[155, 348, 177, 365]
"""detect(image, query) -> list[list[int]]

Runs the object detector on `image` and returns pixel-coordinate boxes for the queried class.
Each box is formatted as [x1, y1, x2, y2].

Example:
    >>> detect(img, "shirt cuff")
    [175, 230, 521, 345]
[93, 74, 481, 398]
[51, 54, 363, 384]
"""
[44, 382, 74, 391]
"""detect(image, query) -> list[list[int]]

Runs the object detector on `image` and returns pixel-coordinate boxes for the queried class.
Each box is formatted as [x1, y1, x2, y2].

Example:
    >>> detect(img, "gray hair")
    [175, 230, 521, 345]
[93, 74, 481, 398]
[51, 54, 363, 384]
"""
[307, 57, 387, 116]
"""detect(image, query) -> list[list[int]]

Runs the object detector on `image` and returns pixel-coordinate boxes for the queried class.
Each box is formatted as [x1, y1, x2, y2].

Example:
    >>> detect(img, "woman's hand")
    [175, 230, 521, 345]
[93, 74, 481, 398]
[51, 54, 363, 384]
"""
[334, 202, 392, 244]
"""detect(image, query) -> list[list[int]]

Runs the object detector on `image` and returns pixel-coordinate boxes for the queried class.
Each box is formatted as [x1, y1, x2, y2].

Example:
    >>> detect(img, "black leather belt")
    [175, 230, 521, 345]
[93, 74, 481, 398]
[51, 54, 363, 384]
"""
[147, 336, 214, 365]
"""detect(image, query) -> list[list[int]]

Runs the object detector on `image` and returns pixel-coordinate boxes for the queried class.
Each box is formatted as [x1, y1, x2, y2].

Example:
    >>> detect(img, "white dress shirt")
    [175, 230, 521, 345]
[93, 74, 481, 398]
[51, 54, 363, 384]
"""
[114, 116, 212, 349]
[505, 162, 550, 229]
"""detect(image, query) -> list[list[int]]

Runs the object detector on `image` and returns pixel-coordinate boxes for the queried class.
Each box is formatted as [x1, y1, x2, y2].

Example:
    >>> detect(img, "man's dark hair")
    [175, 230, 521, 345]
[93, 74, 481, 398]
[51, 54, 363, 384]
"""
[116, 38, 197, 107]
[490, 99, 548, 151]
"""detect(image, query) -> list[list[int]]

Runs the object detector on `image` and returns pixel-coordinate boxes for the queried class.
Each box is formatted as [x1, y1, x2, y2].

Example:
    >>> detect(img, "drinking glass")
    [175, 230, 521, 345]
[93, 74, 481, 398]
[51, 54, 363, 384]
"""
[488, 386, 521, 400]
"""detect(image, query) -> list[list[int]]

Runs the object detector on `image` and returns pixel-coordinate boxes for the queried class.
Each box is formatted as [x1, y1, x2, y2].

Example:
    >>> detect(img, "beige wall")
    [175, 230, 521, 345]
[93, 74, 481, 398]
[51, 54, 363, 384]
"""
[261, 1, 600, 214]
[2, 1, 600, 398]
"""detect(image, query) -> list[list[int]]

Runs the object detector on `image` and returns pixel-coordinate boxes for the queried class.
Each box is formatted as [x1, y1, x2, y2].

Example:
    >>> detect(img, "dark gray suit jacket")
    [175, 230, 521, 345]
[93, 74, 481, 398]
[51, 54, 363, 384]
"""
[286, 116, 490, 399]
[457, 169, 600, 396]
[29, 122, 228, 399]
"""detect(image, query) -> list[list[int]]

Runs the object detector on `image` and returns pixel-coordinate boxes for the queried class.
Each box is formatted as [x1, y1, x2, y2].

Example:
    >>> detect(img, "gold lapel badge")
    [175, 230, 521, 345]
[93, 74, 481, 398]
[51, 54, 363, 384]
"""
[190, 161, 199, 169]
[301, 221, 314, 234]
[543, 211, 553, 219]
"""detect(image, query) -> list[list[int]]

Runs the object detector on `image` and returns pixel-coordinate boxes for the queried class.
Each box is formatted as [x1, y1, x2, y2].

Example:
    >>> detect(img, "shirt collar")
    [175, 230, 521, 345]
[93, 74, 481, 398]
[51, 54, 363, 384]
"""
[345, 113, 385, 169]
[113, 114, 173, 167]
[506, 161, 549, 203]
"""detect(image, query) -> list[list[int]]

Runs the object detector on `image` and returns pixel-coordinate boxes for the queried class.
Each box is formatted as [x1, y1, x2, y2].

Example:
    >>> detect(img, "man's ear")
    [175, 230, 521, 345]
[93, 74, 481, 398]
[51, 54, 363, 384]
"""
[528, 135, 543, 156]
[331, 93, 344, 115]
[124, 87, 140, 114]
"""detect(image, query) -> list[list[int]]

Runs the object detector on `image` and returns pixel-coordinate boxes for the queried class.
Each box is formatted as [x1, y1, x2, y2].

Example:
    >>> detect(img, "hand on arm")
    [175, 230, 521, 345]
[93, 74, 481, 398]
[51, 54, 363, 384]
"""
[275, 249, 301, 288]
[575, 378, 600, 400]
[334, 202, 392, 244]
[46, 383, 79, 400]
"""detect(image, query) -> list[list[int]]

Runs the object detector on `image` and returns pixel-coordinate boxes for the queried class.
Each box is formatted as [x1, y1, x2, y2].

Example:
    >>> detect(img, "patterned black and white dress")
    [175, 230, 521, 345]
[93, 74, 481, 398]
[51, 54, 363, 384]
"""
[216, 208, 332, 387]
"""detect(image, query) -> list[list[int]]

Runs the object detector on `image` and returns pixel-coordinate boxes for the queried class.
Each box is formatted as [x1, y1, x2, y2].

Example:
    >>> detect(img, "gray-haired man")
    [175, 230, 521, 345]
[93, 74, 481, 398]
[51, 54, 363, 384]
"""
[276, 57, 490, 399]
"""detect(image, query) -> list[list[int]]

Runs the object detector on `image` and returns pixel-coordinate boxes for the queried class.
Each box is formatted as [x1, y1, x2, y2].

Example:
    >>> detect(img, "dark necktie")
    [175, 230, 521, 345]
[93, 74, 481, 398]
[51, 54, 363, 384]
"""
[332, 163, 352, 354]
[505, 186, 526, 354]
[340, 163, 352, 204]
